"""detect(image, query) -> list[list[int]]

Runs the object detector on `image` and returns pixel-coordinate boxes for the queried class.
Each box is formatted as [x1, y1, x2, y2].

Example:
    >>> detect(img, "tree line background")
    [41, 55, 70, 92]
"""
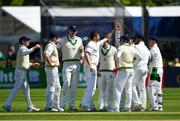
[0, 0, 180, 6]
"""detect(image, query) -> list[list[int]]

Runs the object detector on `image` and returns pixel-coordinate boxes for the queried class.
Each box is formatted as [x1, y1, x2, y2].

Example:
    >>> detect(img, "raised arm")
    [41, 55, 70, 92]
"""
[99, 29, 115, 46]
[20, 44, 40, 56]
[115, 22, 122, 46]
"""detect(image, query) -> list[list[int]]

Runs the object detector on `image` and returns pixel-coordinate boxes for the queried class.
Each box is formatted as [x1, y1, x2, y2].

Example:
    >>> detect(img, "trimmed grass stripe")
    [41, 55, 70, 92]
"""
[0, 113, 179, 120]
[0, 88, 179, 120]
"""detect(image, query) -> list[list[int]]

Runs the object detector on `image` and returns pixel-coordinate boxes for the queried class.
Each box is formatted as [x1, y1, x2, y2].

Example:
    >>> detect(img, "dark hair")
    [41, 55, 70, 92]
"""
[134, 34, 144, 41]
[50, 32, 58, 39]
[19, 36, 30, 44]
[90, 31, 99, 40]
[122, 34, 131, 42]
[69, 25, 77, 32]
[149, 36, 158, 41]
[119, 35, 128, 42]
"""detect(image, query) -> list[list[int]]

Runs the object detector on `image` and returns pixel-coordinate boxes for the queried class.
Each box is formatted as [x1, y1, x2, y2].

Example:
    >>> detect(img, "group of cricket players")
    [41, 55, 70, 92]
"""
[2, 23, 163, 112]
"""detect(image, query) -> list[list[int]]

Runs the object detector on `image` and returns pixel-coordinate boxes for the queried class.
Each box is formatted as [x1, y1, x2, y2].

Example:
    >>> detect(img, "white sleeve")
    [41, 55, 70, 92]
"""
[57, 37, 66, 49]
[114, 48, 118, 65]
[98, 38, 108, 47]
[57, 38, 62, 49]
[44, 45, 53, 56]
[19, 47, 34, 56]
[117, 46, 123, 58]
[85, 43, 93, 54]
[115, 30, 122, 47]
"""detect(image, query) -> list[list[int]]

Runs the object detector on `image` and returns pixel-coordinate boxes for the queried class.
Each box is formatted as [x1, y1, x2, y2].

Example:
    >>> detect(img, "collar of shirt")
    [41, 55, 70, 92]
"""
[102, 44, 110, 50]
[50, 41, 57, 48]
[151, 43, 158, 49]
[123, 43, 131, 46]
[139, 41, 145, 45]
[68, 35, 77, 41]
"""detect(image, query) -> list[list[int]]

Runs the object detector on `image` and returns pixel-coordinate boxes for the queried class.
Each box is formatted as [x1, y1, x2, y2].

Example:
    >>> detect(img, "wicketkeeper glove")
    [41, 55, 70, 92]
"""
[150, 67, 161, 82]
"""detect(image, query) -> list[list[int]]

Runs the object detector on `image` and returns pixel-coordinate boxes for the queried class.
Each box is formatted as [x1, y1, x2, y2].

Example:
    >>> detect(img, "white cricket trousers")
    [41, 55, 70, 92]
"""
[45, 67, 61, 109]
[132, 66, 148, 109]
[98, 71, 114, 110]
[114, 70, 134, 110]
[60, 62, 80, 108]
[147, 68, 163, 109]
[81, 62, 97, 108]
[4, 69, 34, 108]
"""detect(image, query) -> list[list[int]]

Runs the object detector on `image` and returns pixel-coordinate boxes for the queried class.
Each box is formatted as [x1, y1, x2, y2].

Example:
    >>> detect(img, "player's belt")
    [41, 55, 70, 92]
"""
[63, 59, 80, 62]
[117, 67, 133, 70]
[45, 65, 59, 67]
[99, 69, 113, 72]
[17, 67, 29, 71]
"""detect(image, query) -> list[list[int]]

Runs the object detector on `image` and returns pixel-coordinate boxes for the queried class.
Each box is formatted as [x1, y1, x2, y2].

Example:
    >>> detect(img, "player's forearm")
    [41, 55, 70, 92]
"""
[79, 46, 84, 59]
[85, 52, 92, 67]
[44, 53, 52, 66]
[20, 48, 34, 56]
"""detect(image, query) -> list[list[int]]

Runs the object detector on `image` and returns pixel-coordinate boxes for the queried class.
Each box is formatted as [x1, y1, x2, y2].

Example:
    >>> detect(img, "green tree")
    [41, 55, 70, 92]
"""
[119, 0, 179, 6]
[1, 0, 24, 6]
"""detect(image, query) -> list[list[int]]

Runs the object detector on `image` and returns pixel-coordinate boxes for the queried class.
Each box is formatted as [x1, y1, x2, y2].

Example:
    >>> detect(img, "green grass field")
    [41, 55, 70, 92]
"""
[0, 88, 180, 120]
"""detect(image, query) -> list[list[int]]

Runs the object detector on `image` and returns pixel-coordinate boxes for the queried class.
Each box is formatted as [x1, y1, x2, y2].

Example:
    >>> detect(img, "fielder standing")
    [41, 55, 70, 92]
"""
[44, 33, 64, 112]
[132, 35, 151, 111]
[2, 36, 40, 112]
[98, 41, 117, 112]
[147, 36, 163, 111]
[58, 25, 84, 111]
[113, 35, 142, 112]
[80, 30, 114, 111]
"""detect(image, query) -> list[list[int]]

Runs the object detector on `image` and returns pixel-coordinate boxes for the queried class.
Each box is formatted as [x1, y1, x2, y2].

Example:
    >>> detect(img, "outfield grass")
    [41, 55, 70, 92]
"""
[0, 88, 179, 120]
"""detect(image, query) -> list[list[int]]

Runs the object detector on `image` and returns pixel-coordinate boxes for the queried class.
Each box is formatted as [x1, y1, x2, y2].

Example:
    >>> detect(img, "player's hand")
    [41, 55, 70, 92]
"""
[34, 44, 41, 49]
[50, 63, 58, 67]
[32, 63, 40, 68]
[80, 59, 84, 65]
[106, 30, 114, 39]
[115, 22, 122, 30]
[89, 64, 94, 72]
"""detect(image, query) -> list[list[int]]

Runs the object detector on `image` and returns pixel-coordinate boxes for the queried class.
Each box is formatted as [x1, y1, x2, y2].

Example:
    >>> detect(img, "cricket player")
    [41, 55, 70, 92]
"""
[98, 41, 117, 112]
[132, 35, 151, 111]
[147, 36, 163, 111]
[2, 36, 40, 112]
[113, 35, 142, 112]
[57, 25, 84, 111]
[44, 33, 64, 112]
[80, 30, 114, 111]
[117, 35, 126, 111]
[114, 26, 126, 111]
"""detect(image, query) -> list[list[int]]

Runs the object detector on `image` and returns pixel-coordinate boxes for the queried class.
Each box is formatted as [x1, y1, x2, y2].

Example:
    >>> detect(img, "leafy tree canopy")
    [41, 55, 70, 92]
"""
[0, 0, 179, 6]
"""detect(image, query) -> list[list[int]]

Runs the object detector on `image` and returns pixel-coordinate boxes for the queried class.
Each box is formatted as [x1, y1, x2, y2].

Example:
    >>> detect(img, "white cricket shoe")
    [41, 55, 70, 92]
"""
[158, 107, 163, 112]
[149, 106, 158, 111]
[113, 108, 120, 112]
[45, 107, 59, 112]
[57, 108, 64, 112]
[27, 107, 40, 112]
[140, 107, 146, 112]
[125, 108, 131, 112]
